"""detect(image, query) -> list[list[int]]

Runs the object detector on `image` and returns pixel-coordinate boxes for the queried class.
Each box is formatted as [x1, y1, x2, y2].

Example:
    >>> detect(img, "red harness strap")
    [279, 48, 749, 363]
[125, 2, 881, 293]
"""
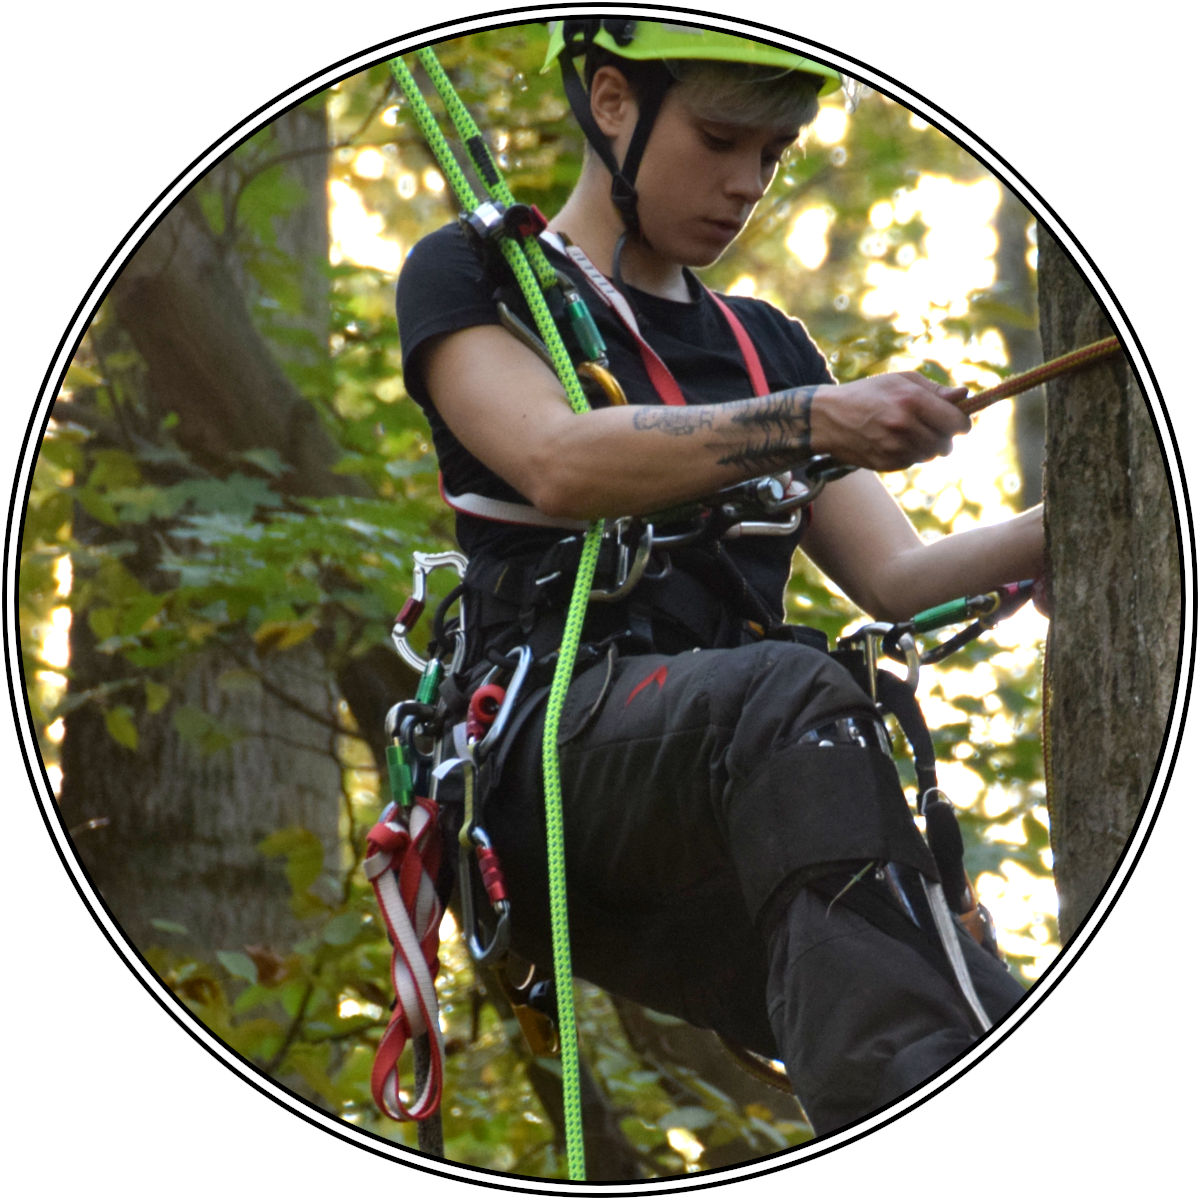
[364, 795, 446, 1122]
[708, 292, 770, 397]
[562, 243, 771, 404]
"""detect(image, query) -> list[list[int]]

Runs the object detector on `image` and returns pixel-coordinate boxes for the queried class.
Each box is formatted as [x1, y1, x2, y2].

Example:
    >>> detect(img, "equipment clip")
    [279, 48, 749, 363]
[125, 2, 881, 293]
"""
[589, 518, 654, 602]
[392, 550, 468, 674]
[458, 825, 512, 966]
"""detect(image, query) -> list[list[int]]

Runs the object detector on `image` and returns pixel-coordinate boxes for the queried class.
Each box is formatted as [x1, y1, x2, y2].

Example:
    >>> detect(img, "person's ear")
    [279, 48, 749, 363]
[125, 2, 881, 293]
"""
[590, 64, 638, 139]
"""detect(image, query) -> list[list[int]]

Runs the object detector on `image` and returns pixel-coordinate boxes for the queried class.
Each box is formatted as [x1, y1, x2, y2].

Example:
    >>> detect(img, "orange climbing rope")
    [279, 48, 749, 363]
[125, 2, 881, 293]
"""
[960, 335, 1123, 416]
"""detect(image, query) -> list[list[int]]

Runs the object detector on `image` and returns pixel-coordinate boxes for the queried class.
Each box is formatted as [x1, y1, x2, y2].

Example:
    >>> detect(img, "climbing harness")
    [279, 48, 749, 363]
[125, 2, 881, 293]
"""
[370, 34, 1126, 1180]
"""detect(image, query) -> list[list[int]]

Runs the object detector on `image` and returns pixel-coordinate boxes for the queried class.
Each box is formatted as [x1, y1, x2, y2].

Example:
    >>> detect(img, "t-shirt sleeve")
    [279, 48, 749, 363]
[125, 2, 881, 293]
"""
[396, 223, 502, 406]
[723, 294, 837, 391]
[768, 308, 837, 388]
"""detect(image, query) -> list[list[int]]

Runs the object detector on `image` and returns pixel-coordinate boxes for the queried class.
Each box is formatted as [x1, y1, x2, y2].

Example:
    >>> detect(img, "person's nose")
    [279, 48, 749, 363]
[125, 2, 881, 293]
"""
[726, 152, 770, 205]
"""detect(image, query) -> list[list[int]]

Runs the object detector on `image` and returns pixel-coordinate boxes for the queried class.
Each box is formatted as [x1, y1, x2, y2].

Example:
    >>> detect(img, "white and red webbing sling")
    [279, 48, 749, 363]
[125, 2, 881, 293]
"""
[364, 794, 446, 1121]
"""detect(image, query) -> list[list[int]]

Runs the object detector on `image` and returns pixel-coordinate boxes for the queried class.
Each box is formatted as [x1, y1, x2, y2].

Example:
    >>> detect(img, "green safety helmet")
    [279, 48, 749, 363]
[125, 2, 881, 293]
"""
[543, 19, 841, 234]
[543, 19, 841, 95]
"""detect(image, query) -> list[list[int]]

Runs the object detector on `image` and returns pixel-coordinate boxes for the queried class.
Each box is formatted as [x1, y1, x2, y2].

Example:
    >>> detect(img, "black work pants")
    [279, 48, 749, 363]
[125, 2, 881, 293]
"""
[483, 641, 1026, 1135]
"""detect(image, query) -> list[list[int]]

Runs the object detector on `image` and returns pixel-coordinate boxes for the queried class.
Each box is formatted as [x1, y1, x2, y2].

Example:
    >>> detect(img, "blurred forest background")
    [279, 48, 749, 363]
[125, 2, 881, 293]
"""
[16, 22, 1176, 1181]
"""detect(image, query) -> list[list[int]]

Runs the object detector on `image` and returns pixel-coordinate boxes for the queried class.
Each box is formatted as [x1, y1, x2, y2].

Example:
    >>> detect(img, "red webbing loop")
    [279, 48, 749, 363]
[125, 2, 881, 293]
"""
[364, 796, 446, 1122]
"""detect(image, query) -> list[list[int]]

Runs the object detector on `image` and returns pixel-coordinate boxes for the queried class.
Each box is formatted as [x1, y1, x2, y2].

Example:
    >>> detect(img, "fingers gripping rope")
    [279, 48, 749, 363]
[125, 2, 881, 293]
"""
[364, 796, 446, 1122]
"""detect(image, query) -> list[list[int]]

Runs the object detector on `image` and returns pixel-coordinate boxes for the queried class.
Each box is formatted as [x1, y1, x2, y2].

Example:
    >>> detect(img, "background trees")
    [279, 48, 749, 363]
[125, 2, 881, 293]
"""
[9, 14, 1185, 1185]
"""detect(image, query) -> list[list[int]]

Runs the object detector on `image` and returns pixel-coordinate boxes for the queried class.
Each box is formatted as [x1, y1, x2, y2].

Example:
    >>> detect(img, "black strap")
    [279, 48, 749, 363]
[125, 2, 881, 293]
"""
[872, 670, 972, 913]
[555, 26, 675, 234]
[874, 669, 938, 798]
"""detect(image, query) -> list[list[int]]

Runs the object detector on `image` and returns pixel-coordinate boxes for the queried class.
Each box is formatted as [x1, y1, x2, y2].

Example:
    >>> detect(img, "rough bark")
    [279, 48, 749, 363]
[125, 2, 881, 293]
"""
[1040, 230, 1181, 943]
[56, 102, 409, 953]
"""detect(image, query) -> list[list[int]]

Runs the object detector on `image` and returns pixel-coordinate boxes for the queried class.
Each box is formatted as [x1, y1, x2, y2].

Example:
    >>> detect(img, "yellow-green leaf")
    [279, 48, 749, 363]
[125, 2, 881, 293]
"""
[144, 680, 170, 714]
[64, 361, 106, 390]
[104, 705, 138, 750]
[253, 617, 319, 653]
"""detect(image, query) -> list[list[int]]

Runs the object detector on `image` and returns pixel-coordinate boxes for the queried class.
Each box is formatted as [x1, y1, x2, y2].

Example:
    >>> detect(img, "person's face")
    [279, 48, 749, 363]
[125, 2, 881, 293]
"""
[628, 84, 799, 268]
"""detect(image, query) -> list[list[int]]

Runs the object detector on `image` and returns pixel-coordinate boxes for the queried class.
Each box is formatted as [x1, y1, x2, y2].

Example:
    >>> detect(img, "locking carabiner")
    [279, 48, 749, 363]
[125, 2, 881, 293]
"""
[392, 550, 469, 674]
[458, 825, 511, 966]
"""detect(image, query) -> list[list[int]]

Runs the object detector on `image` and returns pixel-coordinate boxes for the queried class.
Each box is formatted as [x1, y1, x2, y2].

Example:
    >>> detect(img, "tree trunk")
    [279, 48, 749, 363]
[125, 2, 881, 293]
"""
[58, 102, 354, 954]
[1040, 229, 1180, 943]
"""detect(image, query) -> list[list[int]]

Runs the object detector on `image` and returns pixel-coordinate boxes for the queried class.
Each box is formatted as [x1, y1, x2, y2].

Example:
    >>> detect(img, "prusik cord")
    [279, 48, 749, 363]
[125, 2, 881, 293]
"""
[391, 52, 593, 1180]
[960, 335, 1121, 416]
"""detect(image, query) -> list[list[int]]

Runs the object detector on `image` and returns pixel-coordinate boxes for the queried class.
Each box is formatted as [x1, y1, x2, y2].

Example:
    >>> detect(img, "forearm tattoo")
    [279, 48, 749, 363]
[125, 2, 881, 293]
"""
[631, 407, 716, 436]
[719, 387, 816, 472]
[630, 385, 819, 473]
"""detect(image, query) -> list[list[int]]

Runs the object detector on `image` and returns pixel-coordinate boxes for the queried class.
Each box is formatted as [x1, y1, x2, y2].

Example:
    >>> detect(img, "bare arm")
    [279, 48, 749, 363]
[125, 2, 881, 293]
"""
[421, 323, 972, 521]
[801, 470, 1044, 621]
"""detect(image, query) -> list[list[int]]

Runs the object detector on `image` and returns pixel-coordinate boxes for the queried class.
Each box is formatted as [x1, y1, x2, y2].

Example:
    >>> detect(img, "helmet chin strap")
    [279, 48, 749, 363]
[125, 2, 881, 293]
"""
[611, 230, 632, 294]
[558, 52, 673, 238]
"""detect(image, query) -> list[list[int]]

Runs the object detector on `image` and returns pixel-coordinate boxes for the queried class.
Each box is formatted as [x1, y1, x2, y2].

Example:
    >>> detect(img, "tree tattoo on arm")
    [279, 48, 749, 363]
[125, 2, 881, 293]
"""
[717, 386, 817, 472]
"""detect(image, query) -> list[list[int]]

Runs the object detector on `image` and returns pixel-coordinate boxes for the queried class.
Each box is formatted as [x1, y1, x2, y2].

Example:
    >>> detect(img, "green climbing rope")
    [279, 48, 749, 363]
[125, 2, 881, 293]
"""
[390, 50, 596, 1180]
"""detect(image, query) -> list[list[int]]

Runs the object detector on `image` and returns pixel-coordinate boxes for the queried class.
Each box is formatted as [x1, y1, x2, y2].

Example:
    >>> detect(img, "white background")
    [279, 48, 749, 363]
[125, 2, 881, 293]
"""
[3, 3, 1193, 1195]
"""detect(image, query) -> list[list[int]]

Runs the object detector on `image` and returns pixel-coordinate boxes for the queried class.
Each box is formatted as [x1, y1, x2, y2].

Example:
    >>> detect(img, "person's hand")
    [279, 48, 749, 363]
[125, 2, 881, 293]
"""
[1033, 570, 1053, 618]
[813, 373, 971, 471]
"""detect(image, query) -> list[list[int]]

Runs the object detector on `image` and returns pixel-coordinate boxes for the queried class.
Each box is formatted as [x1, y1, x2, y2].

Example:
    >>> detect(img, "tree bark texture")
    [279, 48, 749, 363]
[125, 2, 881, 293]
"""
[1040, 230, 1181, 944]
[58, 103, 361, 953]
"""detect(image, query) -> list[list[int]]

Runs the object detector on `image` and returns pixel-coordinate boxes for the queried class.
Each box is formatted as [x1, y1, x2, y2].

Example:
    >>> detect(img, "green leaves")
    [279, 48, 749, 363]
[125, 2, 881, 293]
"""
[103, 704, 138, 750]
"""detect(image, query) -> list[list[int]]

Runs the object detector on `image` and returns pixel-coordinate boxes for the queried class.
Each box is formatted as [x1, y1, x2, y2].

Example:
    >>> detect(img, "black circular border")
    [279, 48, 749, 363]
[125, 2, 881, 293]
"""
[5, 3, 1194, 1193]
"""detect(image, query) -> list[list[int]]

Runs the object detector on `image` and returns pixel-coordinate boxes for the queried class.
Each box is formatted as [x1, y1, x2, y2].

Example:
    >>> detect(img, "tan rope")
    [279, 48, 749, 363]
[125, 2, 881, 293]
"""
[959, 335, 1122, 416]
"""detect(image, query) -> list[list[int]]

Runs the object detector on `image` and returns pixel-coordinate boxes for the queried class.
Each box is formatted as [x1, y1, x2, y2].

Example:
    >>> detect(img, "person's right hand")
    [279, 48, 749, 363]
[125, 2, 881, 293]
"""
[812, 372, 971, 472]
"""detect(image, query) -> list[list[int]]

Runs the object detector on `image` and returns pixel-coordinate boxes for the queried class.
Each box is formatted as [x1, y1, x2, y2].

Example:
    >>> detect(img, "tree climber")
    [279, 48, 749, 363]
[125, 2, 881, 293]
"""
[395, 19, 1041, 1135]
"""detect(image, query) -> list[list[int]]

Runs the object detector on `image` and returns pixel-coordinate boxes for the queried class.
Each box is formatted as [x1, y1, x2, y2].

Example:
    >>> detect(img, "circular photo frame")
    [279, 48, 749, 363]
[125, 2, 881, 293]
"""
[5, 3, 1193, 1194]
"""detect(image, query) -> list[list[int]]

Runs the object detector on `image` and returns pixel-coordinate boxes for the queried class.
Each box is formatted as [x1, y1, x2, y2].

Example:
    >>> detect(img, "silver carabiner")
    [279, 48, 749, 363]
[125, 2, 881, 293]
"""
[589, 519, 654, 603]
[391, 550, 468, 674]
[893, 630, 921, 691]
[839, 621, 922, 703]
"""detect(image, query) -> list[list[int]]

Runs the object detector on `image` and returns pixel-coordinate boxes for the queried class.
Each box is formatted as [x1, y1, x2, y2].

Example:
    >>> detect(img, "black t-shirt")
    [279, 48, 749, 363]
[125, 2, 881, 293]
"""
[396, 222, 835, 623]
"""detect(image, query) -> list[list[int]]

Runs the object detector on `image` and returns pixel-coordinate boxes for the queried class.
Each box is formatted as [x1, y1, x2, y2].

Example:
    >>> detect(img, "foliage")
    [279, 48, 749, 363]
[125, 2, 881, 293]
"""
[19, 23, 1050, 1180]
